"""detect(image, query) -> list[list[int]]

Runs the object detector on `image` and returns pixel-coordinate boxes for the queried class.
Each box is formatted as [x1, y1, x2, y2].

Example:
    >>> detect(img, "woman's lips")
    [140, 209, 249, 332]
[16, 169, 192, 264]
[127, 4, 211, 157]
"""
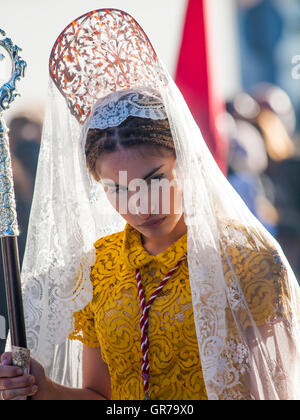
[139, 216, 167, 228]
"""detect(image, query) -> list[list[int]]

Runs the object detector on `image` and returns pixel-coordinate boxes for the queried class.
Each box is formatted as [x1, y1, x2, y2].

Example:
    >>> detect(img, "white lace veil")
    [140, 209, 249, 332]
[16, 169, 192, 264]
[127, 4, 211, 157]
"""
[16, 9, 300, 399]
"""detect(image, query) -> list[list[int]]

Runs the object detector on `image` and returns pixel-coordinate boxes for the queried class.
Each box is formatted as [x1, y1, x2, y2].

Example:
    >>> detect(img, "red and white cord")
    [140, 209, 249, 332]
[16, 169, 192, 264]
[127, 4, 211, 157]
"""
[135, 254, 186, 399]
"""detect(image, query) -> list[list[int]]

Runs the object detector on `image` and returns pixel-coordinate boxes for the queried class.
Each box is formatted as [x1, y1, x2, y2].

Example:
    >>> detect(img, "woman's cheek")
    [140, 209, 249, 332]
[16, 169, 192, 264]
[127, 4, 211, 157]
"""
[169, 174, 183, 214]
[105, 191, 125, 214]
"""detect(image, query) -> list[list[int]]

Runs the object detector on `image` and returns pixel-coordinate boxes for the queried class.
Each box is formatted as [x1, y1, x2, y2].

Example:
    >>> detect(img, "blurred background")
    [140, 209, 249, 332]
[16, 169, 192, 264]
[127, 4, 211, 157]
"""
[1, 0, 300, 353]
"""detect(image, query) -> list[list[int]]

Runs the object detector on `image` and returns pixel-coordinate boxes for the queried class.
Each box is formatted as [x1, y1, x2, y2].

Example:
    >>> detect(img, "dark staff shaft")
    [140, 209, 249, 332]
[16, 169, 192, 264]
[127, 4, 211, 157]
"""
[1, 236, 27, 349]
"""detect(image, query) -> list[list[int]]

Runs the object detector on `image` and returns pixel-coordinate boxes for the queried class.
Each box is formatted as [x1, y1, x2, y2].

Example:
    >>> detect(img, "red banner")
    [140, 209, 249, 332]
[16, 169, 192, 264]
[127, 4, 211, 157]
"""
[175, 0, 228, 174]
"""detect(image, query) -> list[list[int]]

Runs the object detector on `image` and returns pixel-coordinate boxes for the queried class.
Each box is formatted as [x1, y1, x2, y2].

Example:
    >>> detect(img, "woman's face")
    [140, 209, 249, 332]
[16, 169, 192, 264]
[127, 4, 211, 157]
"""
[95, 146, 184, 238]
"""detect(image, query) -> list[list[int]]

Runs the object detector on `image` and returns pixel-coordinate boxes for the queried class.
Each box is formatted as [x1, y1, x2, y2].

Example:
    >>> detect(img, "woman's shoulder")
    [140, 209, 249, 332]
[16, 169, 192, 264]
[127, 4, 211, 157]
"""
[93, 230, 125, 254]
[219, 217, 281, 257]
[218, 217, 285, 284]
[218, 217, 291, 327]
[90, 230, 126, 282]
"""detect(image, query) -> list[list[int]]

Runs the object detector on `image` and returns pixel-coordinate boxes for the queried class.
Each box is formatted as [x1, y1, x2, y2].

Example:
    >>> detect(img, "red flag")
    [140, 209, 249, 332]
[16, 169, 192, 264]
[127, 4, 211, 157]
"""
[175, 0, 228, 174]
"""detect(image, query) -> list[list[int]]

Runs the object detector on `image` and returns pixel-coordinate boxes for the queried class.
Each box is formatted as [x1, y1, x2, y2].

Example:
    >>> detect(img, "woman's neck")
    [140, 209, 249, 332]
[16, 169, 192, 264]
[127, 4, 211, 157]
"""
[141, 214, 187, 256]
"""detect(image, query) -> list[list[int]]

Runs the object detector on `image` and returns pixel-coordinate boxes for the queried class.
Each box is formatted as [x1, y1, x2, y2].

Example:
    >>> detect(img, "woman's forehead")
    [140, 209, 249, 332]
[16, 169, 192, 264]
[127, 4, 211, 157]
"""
[96, 147, 175, 181]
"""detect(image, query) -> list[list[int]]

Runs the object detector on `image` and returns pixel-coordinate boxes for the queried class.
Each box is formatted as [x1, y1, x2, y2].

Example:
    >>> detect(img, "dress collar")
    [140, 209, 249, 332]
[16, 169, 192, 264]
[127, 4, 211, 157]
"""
[122, 222, 187, 270]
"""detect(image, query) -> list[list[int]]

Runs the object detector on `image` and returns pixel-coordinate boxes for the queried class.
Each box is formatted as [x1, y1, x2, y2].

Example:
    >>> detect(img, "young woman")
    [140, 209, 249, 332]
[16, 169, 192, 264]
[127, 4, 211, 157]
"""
[1, 9, 300, 400]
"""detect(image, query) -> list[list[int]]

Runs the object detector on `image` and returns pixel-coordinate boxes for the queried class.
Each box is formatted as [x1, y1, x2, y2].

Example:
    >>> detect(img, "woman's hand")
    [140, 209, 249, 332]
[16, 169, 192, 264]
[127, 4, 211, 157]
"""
[0, 352, 48, 400]
[0, 346, 111, 400]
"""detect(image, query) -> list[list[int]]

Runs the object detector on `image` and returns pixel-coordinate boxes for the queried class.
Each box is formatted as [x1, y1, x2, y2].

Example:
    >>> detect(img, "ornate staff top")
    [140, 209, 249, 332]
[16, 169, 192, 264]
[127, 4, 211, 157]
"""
[0, 29, 26, 112]
[0, 29, 26, 236]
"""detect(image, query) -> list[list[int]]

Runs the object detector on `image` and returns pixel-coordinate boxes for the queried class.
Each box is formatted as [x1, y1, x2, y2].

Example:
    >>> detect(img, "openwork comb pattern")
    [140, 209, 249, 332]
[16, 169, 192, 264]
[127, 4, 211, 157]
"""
[49, 9, 161, 124]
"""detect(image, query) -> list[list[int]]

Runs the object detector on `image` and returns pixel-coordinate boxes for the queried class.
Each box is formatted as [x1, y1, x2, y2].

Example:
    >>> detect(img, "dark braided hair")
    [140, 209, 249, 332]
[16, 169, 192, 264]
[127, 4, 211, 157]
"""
[85, 116, 175, 181]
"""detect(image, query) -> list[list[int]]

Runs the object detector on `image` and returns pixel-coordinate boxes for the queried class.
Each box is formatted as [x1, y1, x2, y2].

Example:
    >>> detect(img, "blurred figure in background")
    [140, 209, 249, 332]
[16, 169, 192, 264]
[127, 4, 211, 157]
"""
[8, 115, 41, 262]
[252, 83, 300, 278]
[225, 100, 279, 236]
[236, 0, 300, 278]
[226, 83, 300, 279]
[0, 113, 41, 353]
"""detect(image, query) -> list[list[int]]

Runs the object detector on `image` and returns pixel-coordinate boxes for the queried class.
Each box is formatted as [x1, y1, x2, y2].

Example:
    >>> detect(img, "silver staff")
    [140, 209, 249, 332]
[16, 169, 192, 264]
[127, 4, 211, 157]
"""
[0, 29, 30, 376]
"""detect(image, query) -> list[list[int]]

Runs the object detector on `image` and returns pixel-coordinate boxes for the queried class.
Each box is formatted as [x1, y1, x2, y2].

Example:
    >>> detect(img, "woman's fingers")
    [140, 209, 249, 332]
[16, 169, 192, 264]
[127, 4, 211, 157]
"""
[0, 374, 35, 390]
[1, 384, 38, 400]
[0, 365, 24, 378]
[0, 366, 38, 400]
[0, 352, 12, 365]
[0, 352, 21, 378]
[0, 352, 45, 400]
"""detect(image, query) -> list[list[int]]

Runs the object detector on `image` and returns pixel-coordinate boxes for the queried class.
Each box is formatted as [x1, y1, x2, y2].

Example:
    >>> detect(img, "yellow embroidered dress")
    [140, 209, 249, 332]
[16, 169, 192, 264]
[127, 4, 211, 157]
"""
[70, 221, 290, 400]
[70, 223, 208, 400]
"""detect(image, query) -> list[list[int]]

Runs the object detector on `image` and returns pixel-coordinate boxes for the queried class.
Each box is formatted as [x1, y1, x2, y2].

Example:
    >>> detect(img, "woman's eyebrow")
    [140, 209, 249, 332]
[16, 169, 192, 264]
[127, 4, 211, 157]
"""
[142, 164, 164, 180]
[105, 164, 164, 188]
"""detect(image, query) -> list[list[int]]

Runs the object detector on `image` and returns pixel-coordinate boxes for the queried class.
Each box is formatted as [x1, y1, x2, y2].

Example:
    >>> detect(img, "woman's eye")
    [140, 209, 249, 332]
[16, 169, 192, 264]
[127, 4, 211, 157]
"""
[151, 173, 165, 181]
[105, 186, 120, 194]
[105, 176, 166, 193]
[112, 186, 127, 194]
[109, 187, 119, 194]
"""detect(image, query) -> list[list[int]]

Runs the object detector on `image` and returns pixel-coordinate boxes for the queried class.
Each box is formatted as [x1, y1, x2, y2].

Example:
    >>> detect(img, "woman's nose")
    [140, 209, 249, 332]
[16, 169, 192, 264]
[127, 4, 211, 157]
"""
[134, 190, 158, 217]
[136, 195, 156, 217]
